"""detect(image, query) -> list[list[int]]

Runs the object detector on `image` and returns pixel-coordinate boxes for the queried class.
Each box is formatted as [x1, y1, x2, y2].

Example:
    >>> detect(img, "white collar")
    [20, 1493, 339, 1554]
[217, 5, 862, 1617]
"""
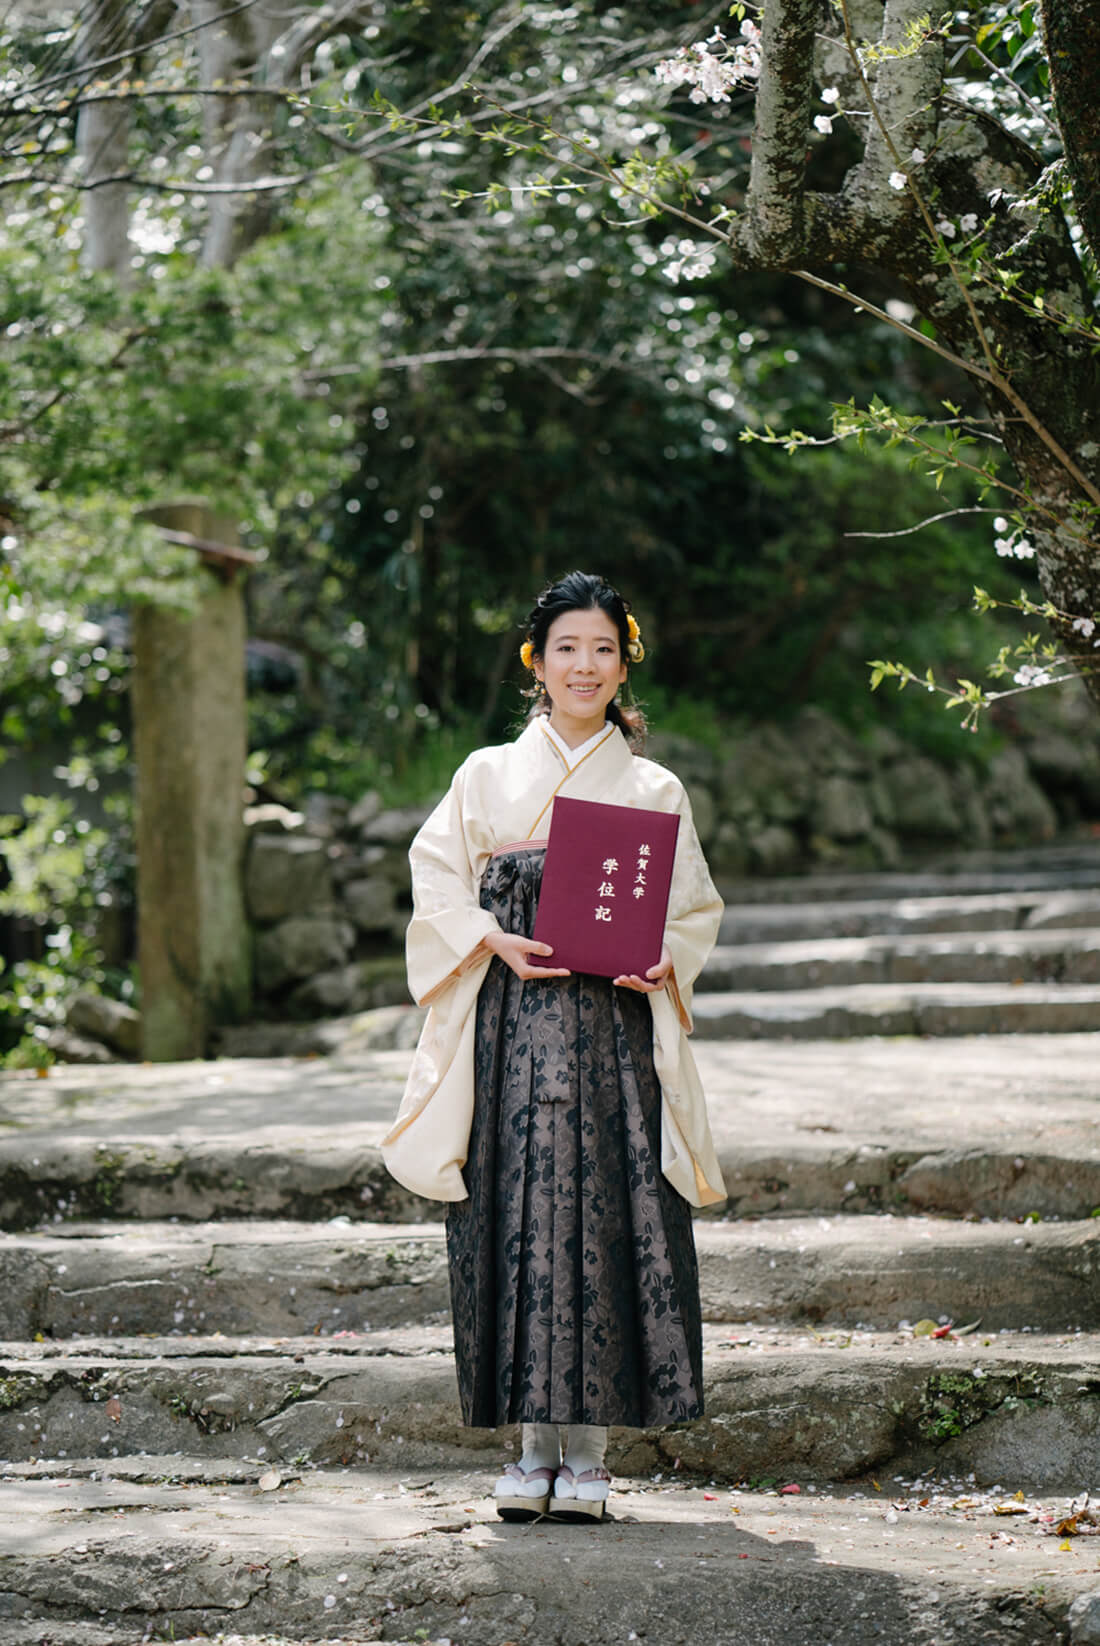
[540, 716, 615, 769]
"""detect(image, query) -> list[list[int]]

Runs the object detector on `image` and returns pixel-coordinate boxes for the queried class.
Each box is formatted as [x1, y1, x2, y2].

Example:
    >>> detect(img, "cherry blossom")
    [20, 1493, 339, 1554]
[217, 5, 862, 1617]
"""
[662, 237, 718, 282]
[654, 19, 762, 105]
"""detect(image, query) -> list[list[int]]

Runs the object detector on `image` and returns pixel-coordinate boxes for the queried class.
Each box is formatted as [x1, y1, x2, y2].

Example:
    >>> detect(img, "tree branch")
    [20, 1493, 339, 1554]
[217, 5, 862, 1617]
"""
[302, 344, 628, 379]
[5, 0, 267, 99]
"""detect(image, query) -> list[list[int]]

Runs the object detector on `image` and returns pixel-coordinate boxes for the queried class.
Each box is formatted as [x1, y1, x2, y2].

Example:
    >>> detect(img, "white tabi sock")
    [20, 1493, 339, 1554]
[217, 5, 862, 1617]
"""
[563, 1424, 607, 1475]
[519, 1422, 561, 1473]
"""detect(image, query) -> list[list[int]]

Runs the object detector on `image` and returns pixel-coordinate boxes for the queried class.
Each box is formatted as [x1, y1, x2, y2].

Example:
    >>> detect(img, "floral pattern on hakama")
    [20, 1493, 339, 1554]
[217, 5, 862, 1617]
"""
[446, 845, 704, 1428]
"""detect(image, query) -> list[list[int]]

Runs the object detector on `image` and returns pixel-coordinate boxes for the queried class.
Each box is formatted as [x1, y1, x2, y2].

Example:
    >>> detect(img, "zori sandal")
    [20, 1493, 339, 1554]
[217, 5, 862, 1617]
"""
[494, 1462, 555, 1521]
[548, 1463, 611, 1522]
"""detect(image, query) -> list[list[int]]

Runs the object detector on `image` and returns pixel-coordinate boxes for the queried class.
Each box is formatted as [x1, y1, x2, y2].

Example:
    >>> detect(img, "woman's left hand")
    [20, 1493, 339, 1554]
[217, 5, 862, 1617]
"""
[614, 945, 673, 994]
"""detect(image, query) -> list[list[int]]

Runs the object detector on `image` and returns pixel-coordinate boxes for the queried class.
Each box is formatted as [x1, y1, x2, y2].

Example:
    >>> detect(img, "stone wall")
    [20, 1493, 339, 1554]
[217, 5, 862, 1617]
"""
[651, 705, 1100, 878]
[240, 706, 1100, 1026]
[57, 706, 1100, 1059]
[242, 790, 420, 1022]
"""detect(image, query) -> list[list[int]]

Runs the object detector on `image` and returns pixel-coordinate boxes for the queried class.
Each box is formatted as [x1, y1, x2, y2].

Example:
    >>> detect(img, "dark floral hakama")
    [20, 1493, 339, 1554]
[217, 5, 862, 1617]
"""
[445, 844, 704, 1428]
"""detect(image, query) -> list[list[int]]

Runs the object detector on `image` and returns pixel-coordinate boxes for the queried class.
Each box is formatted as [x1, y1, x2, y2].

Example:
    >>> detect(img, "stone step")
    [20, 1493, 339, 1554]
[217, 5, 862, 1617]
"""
[0, 1220, 452, 1341]
[4, 1035, 1100, 1226]
[4, 1460, 1098, 1646]
[718, 888, 1100, 944]
[716, 846, 1100, 905]
[2, 1326, 1099, 1494]
[692, 980, 1100, 1038]
[3, 1215, 1098, 1341]
[701, 927, 1100, 992]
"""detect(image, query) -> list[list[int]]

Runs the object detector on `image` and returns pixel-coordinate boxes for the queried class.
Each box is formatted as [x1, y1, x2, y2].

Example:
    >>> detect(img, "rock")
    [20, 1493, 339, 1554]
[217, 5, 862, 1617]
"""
[363, 806, 432, 848]
[867, 773, 897, 827]
[808, 835, 880, 872]
[254, 916, 355, 993]
[984, 748, 1058, 842]
[289, 958, 411, 1018]
[868, 827, 902, 869]
[882, 756, 962, 839]
[42, 1028, 116, 1065]
[815, 775, 874, 841]
[722, 725, 810, 824]
[301, 792, 349, 836]
[746, 822, 803, 875]
[243, 803, 304, 835]
[1023, 724, 1100, 812]
[335, 1004, 428, 1052]
[246, 832, 332, 922]
[348, 788, 383, 831]
[286, 963, 361, 1017]
[710, 819, 751, 878]
[330, 845, 389, 885]
[350, 956, 412, 1008]
[1025, 730, 1086, 786]
[683, 780, 717, 848]
[211, 1020, 340, 1058]
[790, 707, 870, 776]
[66, 993, 141, 1057]
[1069, 1591, 1100, 1645]
[949, 764, 993, 850]
[862, 723, 906, 762]
[647, 733, 720, 791]
[343, 877, 399, 935]
[373, 845, 416, 887]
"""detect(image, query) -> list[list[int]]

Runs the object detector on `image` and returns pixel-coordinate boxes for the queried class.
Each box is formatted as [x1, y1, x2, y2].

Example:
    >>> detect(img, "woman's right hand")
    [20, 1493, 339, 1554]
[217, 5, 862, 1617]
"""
[483, 929, 571, 981]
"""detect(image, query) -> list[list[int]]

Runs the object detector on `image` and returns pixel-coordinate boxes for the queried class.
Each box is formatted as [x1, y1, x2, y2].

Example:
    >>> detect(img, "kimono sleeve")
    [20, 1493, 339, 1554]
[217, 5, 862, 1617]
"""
[662, 783, 723, 1033]
[405, 757, 501, 1007]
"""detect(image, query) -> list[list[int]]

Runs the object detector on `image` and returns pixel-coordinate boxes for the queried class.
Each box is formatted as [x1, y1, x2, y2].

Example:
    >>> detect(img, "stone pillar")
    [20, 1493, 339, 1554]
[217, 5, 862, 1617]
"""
[131, 502, 252, 1060]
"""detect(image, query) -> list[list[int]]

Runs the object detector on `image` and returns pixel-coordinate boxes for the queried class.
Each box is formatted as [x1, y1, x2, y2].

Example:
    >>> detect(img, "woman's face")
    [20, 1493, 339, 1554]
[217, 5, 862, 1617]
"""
[535, 607, 627, 735]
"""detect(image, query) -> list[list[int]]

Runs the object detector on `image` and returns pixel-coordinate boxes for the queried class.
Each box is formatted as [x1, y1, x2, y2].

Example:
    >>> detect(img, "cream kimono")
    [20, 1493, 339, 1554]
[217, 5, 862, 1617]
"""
[381, 717, 726, 1209]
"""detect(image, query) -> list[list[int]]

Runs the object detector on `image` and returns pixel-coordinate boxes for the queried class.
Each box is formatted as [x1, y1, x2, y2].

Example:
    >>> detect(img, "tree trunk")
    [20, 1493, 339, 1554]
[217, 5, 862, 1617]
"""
[724, 0, 1100, 709]
[76, 0, 132, 276]
[193, 0, 286, 268]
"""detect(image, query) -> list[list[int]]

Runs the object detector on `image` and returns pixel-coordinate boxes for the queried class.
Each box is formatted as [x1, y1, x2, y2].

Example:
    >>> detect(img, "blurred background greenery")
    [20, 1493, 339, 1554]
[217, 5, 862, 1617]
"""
[0, 0, 1075, 1056]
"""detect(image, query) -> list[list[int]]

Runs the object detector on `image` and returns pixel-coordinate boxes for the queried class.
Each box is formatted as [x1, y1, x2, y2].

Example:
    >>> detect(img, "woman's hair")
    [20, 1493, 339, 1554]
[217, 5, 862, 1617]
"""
[522, 570, 647, 752]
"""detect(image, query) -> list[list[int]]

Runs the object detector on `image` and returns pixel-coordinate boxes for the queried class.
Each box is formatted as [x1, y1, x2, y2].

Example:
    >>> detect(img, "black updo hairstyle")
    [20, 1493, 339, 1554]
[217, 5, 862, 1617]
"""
[522, 570, 647, 752]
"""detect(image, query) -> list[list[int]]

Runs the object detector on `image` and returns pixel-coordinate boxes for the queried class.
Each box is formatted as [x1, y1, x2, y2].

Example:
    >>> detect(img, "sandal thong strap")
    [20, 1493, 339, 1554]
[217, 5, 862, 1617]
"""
[557, 1464, 611, 1486]
[501, 1463, 556, 1486]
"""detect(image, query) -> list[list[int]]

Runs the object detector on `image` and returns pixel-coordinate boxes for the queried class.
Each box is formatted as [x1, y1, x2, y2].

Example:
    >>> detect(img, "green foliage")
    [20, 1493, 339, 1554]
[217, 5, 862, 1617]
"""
[0, 793, 134, 1054]
[0, 794, 105, 919]
[0, 0, 1094, 842]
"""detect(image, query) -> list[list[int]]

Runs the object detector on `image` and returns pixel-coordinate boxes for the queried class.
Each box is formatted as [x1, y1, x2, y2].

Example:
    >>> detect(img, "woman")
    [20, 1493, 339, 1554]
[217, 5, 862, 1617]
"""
[382, 571, 725, 1521]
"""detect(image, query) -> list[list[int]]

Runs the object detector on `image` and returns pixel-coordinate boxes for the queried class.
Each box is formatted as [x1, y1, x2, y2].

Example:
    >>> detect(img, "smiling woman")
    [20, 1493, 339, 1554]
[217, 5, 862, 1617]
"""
[521, 569, 647, 754]
[382, 569, 725, 1527]
[531, 606, 627, 745]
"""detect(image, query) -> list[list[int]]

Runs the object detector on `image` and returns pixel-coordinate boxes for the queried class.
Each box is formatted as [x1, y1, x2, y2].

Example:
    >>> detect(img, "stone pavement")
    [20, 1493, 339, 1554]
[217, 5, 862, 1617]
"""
[3, 1033, 1100, 1224]
[4, 1461, 1100, 1646]
[4, 849, 1100, 1643]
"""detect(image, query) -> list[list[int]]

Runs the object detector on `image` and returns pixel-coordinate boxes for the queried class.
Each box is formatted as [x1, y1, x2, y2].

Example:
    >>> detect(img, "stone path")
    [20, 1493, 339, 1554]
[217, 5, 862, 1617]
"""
[3, 848, 1100, 1643]
[700, 865, 1100, 1037]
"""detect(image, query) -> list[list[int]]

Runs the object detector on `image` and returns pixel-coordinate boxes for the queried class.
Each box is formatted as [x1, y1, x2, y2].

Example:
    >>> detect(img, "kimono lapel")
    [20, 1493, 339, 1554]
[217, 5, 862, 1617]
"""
[523, 719, 633, 839]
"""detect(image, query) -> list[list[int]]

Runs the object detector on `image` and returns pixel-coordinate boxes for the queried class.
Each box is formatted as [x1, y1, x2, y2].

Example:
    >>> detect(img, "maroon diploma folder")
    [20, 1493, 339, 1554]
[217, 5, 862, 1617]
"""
[531, 797, 680, 979]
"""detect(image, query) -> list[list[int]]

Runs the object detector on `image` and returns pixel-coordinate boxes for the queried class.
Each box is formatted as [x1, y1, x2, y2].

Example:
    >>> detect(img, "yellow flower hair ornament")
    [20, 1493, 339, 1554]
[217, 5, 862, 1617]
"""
[520, 639, 536, 670]
[626, 613, 645, 664]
